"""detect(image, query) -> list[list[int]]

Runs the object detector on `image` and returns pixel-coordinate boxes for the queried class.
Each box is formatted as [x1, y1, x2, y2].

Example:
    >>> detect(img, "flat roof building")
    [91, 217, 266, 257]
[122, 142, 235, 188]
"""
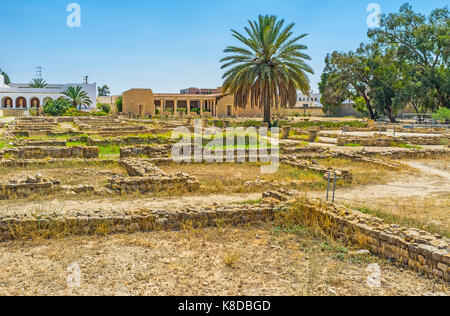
[180, 87, 218, 95]
[0, 74, 96, 113]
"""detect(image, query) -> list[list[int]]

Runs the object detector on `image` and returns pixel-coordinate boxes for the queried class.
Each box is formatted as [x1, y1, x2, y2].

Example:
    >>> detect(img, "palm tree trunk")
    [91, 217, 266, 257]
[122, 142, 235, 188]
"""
[263, 89, 271, 124]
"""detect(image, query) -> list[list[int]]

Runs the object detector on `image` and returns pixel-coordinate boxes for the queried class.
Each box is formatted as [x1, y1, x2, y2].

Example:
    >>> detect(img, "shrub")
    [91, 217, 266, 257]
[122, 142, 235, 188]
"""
[43, 99, 71, 116]
[432, 107, 450, 123]
[97, 103, 111, 114]
[116, 96, 123, 113]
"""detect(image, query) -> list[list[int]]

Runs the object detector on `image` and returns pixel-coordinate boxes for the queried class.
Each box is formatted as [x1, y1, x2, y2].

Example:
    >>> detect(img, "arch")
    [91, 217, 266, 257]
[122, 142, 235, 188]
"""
[43, 97, 53, 105]
[30, 97, 40, 109]
[1, 97, 13, 108]
[15, 97, 27, 108]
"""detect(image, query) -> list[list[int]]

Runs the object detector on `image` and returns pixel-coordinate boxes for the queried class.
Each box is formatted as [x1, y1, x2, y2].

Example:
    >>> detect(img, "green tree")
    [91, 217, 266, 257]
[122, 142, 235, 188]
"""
[0, 69, 11, 85]
[63, 86, 92, 110]
[43, 99, 71, 116]
[116, 95, 123, 113]
[221, 15, 314, 124]
[319, 55, 350, 116]
[98, 85, 111, 96]
[368, 3, 449, 108]
[29, 78, 48, 88]
[318, 48, 377, 119]
[366, 45, 401, 123]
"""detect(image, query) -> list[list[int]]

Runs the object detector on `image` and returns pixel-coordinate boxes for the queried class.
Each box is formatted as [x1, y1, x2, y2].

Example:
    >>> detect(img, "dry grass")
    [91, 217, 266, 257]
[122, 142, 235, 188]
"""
[0, 164, 125, 187]
[0, 226, 447, 296]
[346, 194, 450, 238]
[316, 157, 410, 187]
[159, 162, 325, 194]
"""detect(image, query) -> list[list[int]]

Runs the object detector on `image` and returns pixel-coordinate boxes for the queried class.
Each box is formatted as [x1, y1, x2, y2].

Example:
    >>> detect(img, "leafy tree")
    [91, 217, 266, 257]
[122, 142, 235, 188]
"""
[0, 69, 11, 85]
[63, 86, 92, 110]
[319, 54, 351, 116]
[221, 15, 314, 124]
[318, 48, 377, 119]
[368, 3, 449, 108]
[29, 78, 48, 88]
[43, 99, 71, 116]
[98, 85, 111, 96]
[116, 95, 123, 112]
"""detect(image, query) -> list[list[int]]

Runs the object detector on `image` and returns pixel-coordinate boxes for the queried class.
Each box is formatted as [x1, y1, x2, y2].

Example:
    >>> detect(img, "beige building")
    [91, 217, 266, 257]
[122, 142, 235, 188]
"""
[121, 87, 288, 118]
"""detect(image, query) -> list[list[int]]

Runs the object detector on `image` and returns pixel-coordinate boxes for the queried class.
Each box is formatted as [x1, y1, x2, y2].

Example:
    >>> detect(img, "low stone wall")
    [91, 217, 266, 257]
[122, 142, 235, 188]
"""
[280, 156, 353, 182]
[14, 140, 67, 147]
[120, 145, 172, 158]
[119, 158, 167, 177]
[106, 158, 200, 194]
[88, 135, 175, 147]
[106, 174, 200, 194]
[359, 149, 449, 160]
[0, 146, 99, 159]
[0, 175, 59, 199]
[337, 135, 444, 147]
[289, 197, 449, 282]
[0, 158, 116, 168]
[0, 174, 96, 200]
[0, 189, 447, 281]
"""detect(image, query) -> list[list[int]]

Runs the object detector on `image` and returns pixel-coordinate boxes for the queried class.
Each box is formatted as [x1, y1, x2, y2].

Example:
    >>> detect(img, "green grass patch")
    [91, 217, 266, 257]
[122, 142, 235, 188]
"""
[344, 142, 363, 147]
[285, 120, 368, 129]
[99, 145, 120, 159]
[390, 142, 422, 150]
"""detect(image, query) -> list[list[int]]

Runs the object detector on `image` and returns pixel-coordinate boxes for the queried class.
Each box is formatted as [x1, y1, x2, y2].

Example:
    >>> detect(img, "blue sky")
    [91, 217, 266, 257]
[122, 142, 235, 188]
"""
[0, 0, 447, 94]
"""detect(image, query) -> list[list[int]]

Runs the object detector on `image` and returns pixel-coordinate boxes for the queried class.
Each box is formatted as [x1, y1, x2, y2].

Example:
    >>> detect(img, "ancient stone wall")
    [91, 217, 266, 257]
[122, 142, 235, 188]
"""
[359, 149, 449, 160]
[107, 159, 199, 193]
[14, 140, 67, 147]
[0, 175, 58, 199]
[0, 189, 447, 281]
[287, 197, 449, 282]
[337, 136, 444, 147]
[0, 146, 99, 159]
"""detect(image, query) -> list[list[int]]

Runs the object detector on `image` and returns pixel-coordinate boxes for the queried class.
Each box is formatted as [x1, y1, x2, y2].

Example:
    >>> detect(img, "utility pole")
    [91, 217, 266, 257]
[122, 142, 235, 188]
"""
[36, 66, 42, 79]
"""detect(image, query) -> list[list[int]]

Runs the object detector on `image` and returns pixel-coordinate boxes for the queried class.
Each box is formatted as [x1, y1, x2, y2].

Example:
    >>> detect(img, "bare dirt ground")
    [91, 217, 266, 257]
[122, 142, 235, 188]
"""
[0, 227, 447, 296]
[320, 159, 450, 236]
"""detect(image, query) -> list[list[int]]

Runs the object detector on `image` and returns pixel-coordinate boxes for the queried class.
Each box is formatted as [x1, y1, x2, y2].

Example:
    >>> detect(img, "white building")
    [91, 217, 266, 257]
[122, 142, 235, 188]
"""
[295, 91, 323, 108]
[0, 74, 96, 114]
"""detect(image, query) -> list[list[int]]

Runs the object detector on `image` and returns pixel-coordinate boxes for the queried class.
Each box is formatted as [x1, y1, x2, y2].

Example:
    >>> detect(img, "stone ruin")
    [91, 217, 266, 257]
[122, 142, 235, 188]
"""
[0, 146, 99, 159]
[0, 188, 447, 281]
[106, 158, 200, 194]
[0, 174, 94, 199]
[337, 135, 445, 147]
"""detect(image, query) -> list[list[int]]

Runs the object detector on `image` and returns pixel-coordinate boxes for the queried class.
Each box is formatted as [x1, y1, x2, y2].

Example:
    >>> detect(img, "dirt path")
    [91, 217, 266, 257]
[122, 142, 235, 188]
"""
[0, 192, 262, 218]
[328, 161, 450, 201]
[309, 160, 450, 234]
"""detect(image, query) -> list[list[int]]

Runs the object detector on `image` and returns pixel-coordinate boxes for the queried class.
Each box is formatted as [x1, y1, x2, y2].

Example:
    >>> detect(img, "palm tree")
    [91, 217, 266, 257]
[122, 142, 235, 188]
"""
[63, 86, 92, 110]
[0, 69, 11, 85]
[29, 78, 48, 88]
[221, 15, 314, 124]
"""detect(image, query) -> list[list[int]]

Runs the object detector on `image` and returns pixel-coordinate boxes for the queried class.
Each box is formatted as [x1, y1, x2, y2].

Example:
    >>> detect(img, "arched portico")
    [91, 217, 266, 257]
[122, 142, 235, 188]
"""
[1, 97, 13, 108]
[30, 97, 40, 108]
[15, 97, 27, 108]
